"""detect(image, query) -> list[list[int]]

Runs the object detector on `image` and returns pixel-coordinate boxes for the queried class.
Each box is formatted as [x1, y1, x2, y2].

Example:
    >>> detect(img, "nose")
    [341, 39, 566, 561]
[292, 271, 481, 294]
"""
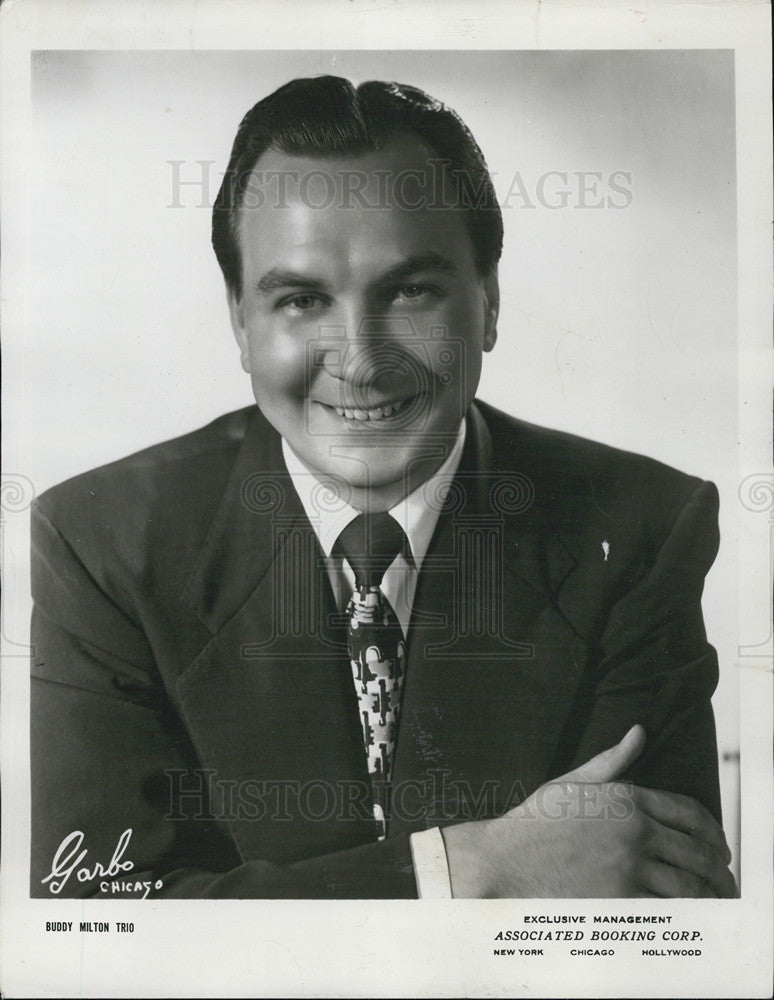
[315, 302, 421, 394]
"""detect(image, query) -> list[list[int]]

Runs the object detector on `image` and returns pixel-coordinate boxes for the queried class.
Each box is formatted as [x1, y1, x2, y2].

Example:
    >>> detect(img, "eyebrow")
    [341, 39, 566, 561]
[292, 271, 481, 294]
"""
[254, 252, 459, 296]
[376, 253, 459, 284]
[256, 270, 326, 294]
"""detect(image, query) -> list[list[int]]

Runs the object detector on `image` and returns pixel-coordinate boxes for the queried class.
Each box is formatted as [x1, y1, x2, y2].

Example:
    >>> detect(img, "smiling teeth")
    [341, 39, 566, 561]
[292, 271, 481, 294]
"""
[334, 399, 406, 421]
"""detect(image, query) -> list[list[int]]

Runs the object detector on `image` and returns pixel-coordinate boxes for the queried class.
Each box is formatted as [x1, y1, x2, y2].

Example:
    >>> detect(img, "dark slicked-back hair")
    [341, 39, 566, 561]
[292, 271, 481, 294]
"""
[212, 75, 503, 297]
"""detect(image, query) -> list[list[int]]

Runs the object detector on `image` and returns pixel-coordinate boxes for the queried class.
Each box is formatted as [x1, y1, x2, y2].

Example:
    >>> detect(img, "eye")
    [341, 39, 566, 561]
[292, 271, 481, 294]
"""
[286, 294, 320, 311]
[277, 293, 326, 314]
[388, 283, 437, 304]
[397, 284, 426, 299]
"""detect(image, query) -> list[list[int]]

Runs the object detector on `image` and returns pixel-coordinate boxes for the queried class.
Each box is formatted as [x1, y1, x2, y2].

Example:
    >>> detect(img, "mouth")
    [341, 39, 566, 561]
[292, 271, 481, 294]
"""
[318, 395, 420, 423]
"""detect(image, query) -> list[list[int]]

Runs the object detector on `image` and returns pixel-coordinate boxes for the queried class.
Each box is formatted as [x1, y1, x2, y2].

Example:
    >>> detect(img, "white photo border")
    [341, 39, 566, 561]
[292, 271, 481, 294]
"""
[1, 2, 771, 998]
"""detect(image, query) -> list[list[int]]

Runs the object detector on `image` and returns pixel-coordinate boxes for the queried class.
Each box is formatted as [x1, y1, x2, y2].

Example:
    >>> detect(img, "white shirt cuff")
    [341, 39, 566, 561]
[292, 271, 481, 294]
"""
[409, 827, 453, 898]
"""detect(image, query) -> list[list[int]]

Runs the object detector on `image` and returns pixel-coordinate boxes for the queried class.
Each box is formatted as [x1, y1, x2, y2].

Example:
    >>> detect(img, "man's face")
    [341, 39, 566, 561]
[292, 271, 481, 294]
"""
[228, 134, 498, 505]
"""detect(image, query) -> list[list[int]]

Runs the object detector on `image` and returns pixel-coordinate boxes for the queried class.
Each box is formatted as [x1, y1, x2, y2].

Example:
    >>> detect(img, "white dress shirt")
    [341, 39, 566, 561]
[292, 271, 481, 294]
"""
[281, 423, 467, 898]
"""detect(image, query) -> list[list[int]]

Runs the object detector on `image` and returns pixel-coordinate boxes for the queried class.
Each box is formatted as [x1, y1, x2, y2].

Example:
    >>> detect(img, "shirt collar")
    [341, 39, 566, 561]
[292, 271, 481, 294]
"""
[282, 420, 467, 573]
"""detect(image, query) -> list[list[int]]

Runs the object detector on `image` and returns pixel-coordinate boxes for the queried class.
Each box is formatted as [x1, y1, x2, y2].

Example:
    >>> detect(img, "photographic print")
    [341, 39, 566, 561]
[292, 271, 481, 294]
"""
[1, 1, 770, 997]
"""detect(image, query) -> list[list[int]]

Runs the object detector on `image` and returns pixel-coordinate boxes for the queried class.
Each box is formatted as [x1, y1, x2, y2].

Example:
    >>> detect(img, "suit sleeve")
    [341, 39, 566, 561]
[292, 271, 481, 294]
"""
[30, 503, 417, 899]
[558, 479, 723, 822]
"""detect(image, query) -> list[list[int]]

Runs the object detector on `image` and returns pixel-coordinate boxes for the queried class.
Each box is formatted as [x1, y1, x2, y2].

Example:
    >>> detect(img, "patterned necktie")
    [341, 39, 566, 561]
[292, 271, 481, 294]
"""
[333, 512, 408, 840]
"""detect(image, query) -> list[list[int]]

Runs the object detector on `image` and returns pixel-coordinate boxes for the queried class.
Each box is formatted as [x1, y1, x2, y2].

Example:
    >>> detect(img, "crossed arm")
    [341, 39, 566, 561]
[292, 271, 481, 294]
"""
[444, 478, 736, 899]
[443, 725, 736, 898]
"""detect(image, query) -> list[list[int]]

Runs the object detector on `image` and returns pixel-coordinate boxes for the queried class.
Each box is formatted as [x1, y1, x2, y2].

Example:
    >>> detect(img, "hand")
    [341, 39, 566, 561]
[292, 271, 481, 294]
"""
[441, 725, 737, 898]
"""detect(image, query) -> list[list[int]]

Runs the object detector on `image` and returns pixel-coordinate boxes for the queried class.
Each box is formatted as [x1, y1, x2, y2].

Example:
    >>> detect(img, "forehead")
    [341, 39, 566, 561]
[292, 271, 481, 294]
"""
[236, 135, 476, 278]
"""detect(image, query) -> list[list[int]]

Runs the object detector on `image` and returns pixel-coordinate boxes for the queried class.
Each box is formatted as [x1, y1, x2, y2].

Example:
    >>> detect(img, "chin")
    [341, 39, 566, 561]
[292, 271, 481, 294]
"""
[328, 457, 405, 489]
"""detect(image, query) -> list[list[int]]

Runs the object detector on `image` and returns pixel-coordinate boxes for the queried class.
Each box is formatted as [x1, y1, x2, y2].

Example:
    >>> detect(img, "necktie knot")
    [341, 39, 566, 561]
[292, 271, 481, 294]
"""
[333, 512, 408, 590]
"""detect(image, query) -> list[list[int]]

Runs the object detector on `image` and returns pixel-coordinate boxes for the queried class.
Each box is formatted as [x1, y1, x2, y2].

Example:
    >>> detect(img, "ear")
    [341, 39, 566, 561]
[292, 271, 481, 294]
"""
[481, 269, 499, 352]
[226, 285, 251, 373]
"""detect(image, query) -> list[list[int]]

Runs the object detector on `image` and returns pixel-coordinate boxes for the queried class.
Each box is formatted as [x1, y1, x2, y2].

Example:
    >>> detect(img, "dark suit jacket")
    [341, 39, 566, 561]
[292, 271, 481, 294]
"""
[30, 400, 722, 898]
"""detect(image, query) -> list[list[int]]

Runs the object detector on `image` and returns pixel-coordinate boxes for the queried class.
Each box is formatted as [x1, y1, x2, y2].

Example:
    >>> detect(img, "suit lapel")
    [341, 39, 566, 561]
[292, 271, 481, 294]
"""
[390, 405, 587, 835]
[176, 413, 373, 863]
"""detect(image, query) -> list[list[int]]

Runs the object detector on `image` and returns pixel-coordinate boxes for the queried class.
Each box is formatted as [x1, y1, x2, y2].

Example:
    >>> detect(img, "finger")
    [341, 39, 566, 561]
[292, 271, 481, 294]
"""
[558, 725, 646, 784]
[635, 786, 731, 864]
[636, 858, 717, 899]
[646, 822, 738, 899]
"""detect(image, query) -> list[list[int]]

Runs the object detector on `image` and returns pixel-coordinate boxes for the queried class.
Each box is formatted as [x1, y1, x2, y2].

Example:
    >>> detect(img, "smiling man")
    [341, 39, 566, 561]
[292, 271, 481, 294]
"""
[226, 133, 498, 512]
[30, 76, 735, 899]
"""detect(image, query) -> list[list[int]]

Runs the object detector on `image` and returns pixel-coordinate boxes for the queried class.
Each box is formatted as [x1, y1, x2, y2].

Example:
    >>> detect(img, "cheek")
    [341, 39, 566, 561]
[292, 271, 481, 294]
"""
[424, 300, 485, 377]
[246, 325, 309, 401]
